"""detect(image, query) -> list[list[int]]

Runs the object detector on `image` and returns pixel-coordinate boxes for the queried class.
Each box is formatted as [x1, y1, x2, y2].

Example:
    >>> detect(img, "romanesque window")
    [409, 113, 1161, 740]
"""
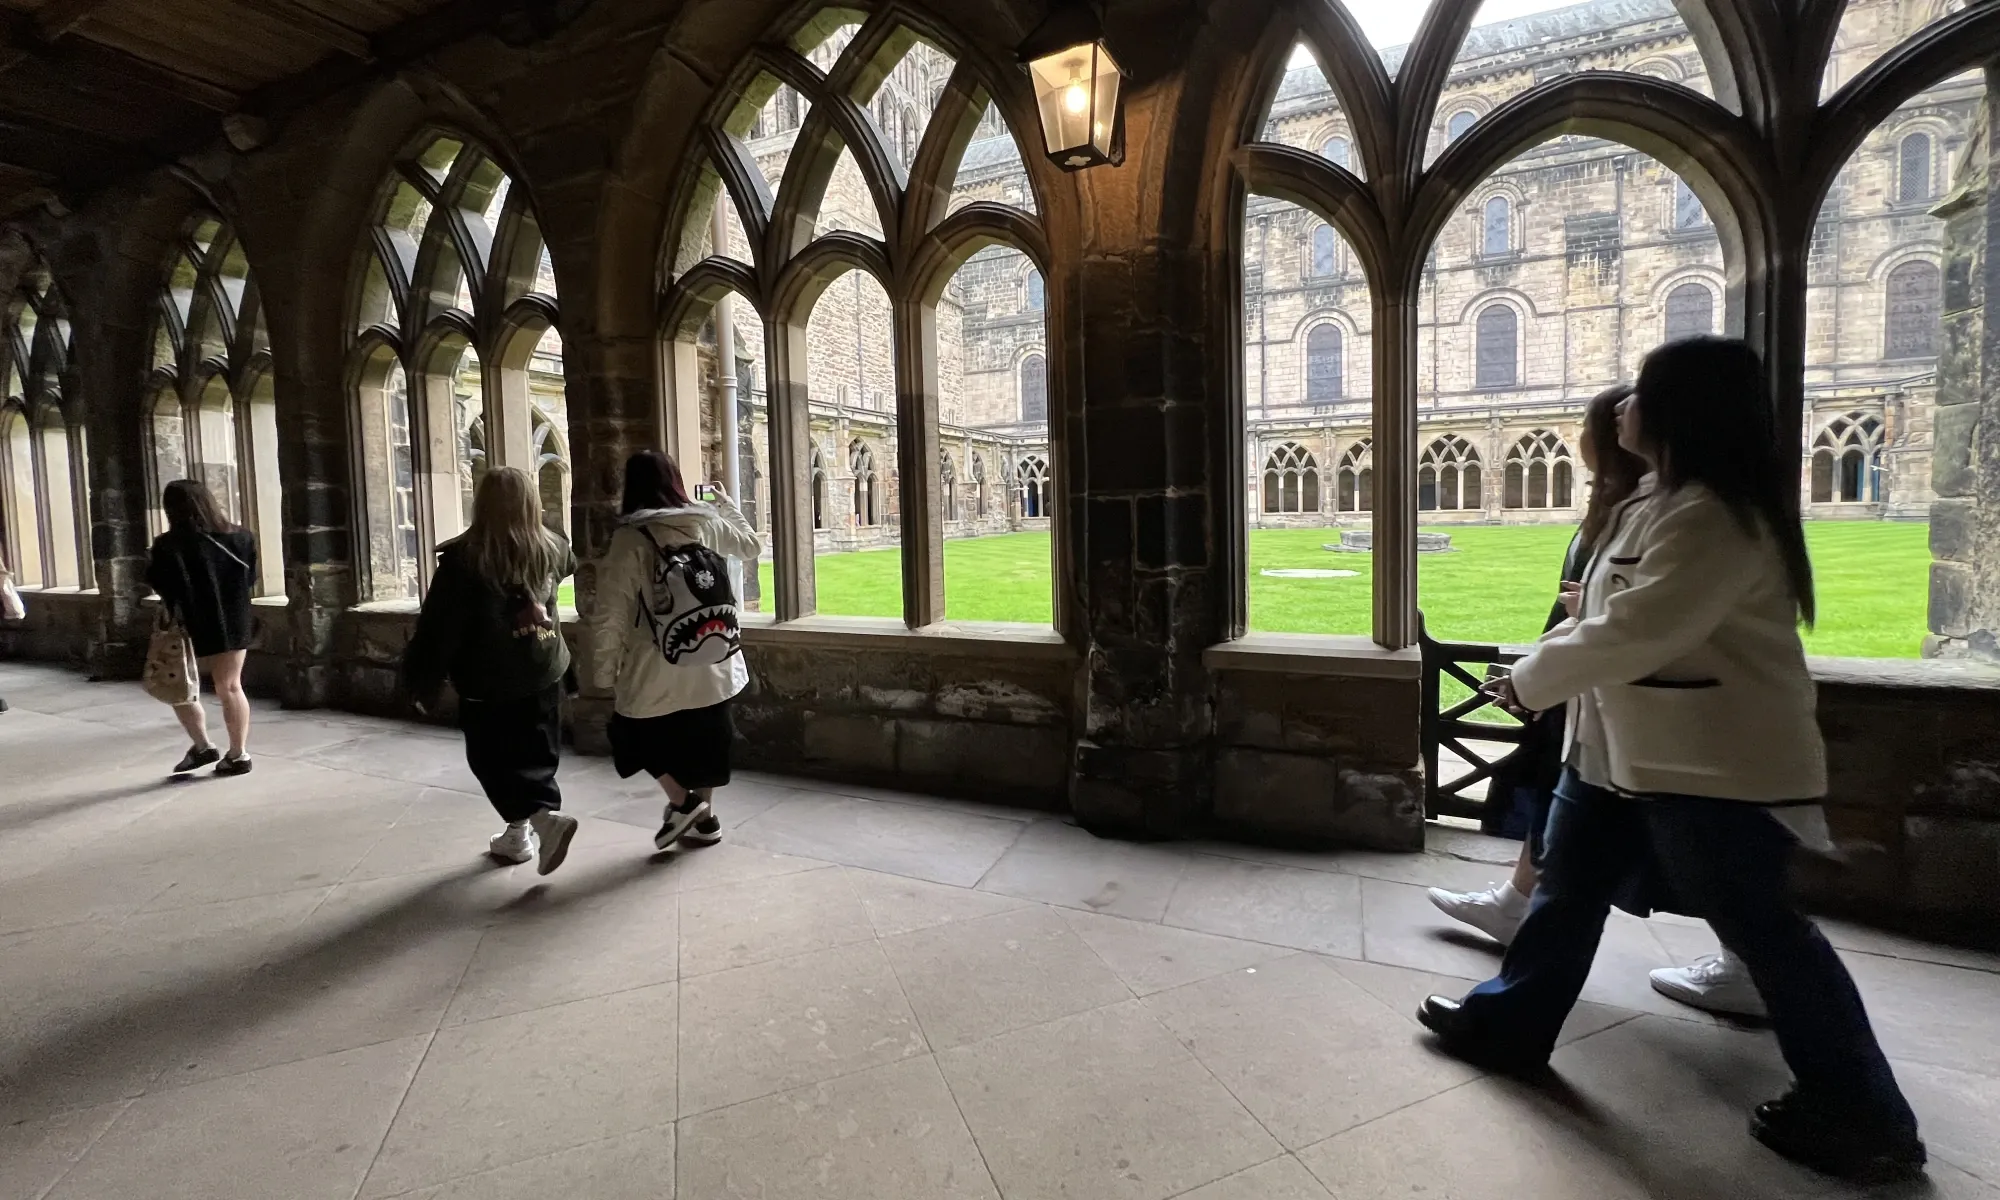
[1020, 354, 1048, 423]
[1, 264, 85, 589]
[1664, 282, 1715, 341]
[347, 133, 566, 600]
[1475, 304, 1519, 389]
[1481, 197, 1511, 257]
[1446, 110, 1477, 142]
[1309, 225, 1338, 277]
[1336, 439, 1373, 514]
[1899, 132, 1934, 205]
[1017, 455, 1049, 519]
[1811, 414, 1885, 504]
[1673, 179, 1709, 230]
[148, 216, 283, 595]
[939, 450, 957, 522]
[1505, 431, 1574, 510]
[1306, 324, 1343, 404]
[1886, 261, 1942, 358]
[1262, 442, 1319, 514]
[1321, 136, 1351, 171]
[661, 14, 1051, 625]
[850, 440, 877, 526]
[1419, 436, 1482, 512]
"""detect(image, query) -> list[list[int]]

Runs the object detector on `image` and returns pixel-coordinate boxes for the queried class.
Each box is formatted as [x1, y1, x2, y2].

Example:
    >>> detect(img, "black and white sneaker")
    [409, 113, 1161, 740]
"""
[681, 812, 723, 847]
[654, 799, 713, 851]
[173, 745, 221, 774]
[214, 753, 253, 777]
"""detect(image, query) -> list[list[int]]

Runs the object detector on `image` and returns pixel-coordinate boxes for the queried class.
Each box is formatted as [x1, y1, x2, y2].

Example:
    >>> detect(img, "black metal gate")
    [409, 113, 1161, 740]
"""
[1419, 617, 1531, 823]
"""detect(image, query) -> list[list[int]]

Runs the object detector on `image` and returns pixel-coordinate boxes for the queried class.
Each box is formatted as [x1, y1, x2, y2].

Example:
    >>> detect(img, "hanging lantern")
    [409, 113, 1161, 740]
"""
[1019, 1, 1126, 170]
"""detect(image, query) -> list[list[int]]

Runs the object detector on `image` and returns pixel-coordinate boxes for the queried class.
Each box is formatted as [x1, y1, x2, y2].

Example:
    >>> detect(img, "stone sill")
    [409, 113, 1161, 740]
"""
[740, 613, 1073, 660]
[1809, 655, 2000, 693]
[350, 599, 421, 615]
[1205, 633, 1423, 680]
[12, 586, 97, 596]
[252, 595, 288, 608]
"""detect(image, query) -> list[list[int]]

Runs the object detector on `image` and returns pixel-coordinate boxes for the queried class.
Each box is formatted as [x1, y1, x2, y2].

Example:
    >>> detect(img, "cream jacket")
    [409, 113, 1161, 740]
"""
[585, 501, 761, 718]
[1510, 477, 1827, 803]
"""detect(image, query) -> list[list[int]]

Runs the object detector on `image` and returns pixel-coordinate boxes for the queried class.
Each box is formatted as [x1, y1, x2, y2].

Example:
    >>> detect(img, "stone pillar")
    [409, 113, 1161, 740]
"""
[1930, 79, 2000, 661]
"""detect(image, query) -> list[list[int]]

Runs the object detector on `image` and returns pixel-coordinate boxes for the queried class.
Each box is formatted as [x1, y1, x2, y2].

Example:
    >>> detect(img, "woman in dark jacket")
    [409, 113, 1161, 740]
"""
[403, 466, 580, 876]
[147, 479, 258, 776]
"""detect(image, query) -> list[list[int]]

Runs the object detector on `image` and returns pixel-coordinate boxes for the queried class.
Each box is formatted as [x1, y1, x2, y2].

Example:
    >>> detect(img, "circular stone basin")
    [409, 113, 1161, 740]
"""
[1261, 568, 1361, 579]
[1325, 530, 1455, 553]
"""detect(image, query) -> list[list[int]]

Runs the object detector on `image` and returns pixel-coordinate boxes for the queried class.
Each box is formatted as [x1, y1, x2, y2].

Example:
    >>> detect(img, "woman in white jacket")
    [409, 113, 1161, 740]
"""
[587, 450, 761, 851]
[1415, 338, 1922, 1183]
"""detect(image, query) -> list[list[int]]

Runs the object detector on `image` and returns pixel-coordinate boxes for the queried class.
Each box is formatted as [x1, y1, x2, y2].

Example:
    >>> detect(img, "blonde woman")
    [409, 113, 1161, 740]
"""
[405, 466, 579, 876]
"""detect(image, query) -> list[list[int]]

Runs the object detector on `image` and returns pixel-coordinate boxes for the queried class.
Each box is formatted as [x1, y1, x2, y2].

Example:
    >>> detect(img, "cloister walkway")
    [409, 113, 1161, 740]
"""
[2, 661, 1996, 1200]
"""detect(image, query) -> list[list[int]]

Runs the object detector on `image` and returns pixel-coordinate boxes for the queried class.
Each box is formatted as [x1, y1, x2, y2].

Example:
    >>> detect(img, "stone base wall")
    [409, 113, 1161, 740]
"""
[0, 589, 101, 667]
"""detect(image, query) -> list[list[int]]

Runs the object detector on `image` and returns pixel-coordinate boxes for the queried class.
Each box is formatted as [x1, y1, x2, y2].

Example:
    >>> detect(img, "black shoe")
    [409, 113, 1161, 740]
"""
[681, 813, 723, 847]
[1750, 1087, 1926, 1183]
[654, 798, 713, 851]
[173, 745, 222, 774]
[214, 754, 253, 777]
[0, 696, 10, 712]
[1415, 996, 1549, 1076]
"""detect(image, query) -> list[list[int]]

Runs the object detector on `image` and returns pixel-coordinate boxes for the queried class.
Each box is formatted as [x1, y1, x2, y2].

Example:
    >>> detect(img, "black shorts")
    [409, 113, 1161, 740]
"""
[609, 700, 734, 790]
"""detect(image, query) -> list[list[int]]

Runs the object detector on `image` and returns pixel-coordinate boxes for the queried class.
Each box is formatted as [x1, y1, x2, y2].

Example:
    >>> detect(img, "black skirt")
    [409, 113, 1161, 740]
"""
[609, 699, 734, 789]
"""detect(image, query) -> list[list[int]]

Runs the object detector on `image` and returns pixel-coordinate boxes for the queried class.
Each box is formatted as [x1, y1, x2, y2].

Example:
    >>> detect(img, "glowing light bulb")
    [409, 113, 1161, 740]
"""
[1063, 83, 1088, 114]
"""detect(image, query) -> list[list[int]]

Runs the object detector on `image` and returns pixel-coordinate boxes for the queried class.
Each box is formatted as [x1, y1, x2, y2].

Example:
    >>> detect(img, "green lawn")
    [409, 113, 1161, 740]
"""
[573, 522, 1934, 659]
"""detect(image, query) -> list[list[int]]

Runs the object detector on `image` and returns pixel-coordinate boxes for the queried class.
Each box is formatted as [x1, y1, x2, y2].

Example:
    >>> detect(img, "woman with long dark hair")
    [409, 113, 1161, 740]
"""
[147, 479, 259, 775]
[404, 466, 580, 875]
[1416, 339, 1923, 1182]
[587, 449, 760, 851]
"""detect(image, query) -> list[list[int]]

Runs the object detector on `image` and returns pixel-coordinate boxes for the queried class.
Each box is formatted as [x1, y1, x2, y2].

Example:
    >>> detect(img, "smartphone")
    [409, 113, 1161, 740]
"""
[696, 483, 720, 502]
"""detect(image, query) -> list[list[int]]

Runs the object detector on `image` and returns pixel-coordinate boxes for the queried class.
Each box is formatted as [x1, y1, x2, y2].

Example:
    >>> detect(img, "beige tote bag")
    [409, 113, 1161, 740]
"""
[142, 612, 199, 706]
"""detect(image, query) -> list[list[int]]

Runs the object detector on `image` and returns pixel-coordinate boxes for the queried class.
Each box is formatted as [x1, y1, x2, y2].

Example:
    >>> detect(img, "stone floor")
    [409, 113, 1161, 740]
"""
[2, 662, 1998, 1200]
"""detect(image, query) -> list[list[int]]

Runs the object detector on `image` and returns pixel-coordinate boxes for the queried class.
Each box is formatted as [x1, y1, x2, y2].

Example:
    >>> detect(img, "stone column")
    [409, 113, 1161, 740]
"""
[1930, 79, 2000, 661]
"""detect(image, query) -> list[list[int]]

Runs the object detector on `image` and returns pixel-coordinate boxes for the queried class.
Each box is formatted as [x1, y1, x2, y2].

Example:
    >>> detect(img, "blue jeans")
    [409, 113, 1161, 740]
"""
[1462, 770, 1915, 1130]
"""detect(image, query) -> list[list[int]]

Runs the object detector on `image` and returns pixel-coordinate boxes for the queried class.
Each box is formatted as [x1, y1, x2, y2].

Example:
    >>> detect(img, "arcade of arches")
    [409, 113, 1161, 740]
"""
[4, 0, 2000, 929]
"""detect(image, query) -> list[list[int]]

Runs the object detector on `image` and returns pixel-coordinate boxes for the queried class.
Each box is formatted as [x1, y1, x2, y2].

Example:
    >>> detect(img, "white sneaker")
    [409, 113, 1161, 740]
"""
[1650, 950, 1768, 1018]
[1427, 882, 1529, 946]
[488, 823, 538, 865]
[530, 812, 579, 876]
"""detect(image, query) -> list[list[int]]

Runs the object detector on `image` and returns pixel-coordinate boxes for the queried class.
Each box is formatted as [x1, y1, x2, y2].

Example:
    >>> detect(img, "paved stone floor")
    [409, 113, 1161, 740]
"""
[2, 661, 1998, 1199]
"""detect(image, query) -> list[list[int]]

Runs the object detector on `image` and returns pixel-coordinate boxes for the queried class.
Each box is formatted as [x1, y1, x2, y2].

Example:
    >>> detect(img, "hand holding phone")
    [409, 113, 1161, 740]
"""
[1559, 581, 1583, 619]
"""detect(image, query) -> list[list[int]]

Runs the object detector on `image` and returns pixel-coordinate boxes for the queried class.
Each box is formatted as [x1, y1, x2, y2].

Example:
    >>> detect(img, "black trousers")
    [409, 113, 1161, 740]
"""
[459, 683, 564, 823]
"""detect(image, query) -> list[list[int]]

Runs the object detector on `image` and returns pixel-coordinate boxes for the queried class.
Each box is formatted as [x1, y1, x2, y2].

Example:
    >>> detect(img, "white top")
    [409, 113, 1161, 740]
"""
[1517, 475, 1827, 803]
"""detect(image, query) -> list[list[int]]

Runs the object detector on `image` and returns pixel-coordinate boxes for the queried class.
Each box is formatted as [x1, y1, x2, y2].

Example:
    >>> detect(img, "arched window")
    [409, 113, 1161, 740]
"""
[1475, 304, 1519, 389]
[939, 450, 958, 523]
[850, 440, 877, 526]
[1418, 436, 1483, 512]
[348, 133, 563, 600]
[1899, 132, 1935, 205]
[810, 444, 827, 530]
[1664, 282, 1715, 341]
[1504, 431, 1574, 510]
[1886, 261, 1941, 358]
[1025, 270, 1045, 311]
[151, 215, 284, 594]
[1673, 179, 1709, 230]
[1811, 413, 1886, 504]
[1321, 136, 1351, 170]
[1447, 110, 1477, 142]
[2, 264, 85, 589]
[1309, 225, 1338, 277]
[1020, 353, 1048, 422]
[1336, 438, 1374, 513]
[1017, 455, 1050, 519]
[1261, 442, 1320, 514]
[1481, 197, 1511, 257]
[1306, 324, 1343, 404]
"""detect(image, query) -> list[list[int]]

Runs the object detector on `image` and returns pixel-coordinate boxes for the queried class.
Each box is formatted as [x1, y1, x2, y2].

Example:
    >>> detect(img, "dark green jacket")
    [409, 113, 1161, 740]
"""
[403, 537, 577, 706]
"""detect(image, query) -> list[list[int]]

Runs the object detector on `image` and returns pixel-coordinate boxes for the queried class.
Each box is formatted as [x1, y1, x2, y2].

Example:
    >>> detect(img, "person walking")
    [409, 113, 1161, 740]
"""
[1426, 383, 1765, 1019]
[1414, 338, 1923, 1182]
[147, 480, 258, 776]
[0, 547, 22, 714]
[586, 449, 759, 852]
[404, 466, 580, 876]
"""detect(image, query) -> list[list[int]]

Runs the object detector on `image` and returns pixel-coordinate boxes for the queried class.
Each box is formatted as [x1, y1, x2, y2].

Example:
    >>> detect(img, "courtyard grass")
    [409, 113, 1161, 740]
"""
[667, 520, 1930, 660]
